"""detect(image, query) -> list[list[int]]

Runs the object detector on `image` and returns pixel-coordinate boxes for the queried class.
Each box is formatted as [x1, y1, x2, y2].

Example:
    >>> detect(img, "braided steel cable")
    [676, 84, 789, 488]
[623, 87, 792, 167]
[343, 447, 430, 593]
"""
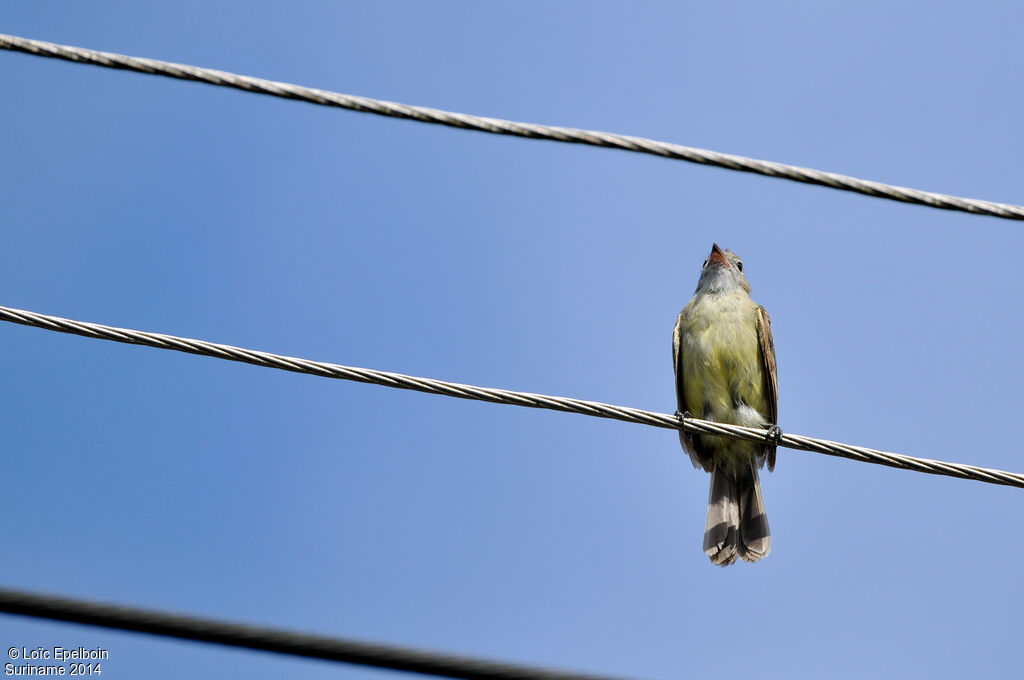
[0, 587, 632, 680]
[1, 303, 1021, 489]
[1, 33, 1022, 221]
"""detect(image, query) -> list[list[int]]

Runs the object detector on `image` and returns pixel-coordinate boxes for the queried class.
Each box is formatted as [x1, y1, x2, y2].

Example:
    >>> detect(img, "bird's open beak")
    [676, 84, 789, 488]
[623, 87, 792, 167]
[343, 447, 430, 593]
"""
[709, 243, 729, 267]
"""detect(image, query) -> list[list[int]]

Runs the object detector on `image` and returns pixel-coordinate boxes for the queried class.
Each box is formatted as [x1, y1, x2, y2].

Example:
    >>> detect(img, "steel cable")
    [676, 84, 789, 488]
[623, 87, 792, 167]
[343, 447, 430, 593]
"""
[1, 33, 1022, 220]
[1, 303, 1021, 489]
[0, 587, 633, 680]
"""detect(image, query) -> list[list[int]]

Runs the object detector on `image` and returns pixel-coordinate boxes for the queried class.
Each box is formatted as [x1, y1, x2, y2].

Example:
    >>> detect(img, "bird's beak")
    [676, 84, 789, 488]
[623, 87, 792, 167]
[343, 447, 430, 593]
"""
[709, 243, 729, 267]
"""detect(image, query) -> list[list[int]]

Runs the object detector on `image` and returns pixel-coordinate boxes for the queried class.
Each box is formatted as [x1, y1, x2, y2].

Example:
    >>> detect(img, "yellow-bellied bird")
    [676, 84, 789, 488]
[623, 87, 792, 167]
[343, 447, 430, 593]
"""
[673, 244, 778, 566]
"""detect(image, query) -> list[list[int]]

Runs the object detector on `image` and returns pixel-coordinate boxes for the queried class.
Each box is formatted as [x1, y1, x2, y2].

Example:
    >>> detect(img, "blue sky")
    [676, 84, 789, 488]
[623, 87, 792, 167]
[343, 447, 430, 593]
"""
[2, 3, 1023, 678]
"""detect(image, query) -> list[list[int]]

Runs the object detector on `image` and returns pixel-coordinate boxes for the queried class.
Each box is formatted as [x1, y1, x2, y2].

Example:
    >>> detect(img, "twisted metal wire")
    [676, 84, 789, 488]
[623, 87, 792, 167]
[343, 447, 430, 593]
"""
[1, 303, 1021, 489]
[0, 587, 630, 680]
[2, 33, 1023, 221]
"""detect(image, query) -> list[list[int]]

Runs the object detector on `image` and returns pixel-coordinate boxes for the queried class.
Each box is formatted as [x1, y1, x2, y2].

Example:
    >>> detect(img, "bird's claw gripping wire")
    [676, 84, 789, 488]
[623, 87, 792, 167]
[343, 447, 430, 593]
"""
[765, 424, 783, 445]
[675, 409, 691, 430]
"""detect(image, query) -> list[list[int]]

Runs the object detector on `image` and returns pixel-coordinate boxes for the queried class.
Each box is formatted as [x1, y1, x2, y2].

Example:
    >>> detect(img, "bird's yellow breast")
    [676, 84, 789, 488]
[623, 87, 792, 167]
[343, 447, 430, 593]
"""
[677, 291, 769, 432]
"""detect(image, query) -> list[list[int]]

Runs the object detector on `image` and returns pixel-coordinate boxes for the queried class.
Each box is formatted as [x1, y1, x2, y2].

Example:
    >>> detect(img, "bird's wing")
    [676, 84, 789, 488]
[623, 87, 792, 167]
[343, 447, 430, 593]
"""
[673, 311, 711, 471]
[756, 305, 779, 472]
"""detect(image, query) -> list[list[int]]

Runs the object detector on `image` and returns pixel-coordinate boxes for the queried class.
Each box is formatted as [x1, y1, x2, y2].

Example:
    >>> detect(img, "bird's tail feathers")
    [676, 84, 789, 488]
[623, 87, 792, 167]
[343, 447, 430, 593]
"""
[738, 462, 771, 562]
[703, 462, 771, 566]
[703, 467, 740, 566]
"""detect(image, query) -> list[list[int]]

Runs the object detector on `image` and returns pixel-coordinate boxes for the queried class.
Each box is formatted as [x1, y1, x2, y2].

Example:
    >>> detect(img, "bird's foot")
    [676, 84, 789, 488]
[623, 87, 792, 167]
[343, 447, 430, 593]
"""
[765, 424, 783, 445]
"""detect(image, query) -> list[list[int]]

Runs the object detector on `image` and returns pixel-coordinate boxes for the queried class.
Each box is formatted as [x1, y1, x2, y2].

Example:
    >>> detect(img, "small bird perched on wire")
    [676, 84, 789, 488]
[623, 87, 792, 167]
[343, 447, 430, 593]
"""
[673, 244, 779, 566]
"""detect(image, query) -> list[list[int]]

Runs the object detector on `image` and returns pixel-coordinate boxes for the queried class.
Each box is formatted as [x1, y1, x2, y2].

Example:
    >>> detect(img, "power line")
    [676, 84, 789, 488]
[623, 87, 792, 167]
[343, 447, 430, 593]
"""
[0, 587, 632, 680]
[1, 303, 1020, 489]
[1, 33, 1022, 221]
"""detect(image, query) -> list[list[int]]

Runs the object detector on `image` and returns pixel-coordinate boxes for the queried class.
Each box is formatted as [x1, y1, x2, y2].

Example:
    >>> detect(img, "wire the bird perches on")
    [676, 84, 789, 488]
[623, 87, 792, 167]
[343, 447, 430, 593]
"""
[1, 32, 1023, 221]
[1, 303, 1021, 489]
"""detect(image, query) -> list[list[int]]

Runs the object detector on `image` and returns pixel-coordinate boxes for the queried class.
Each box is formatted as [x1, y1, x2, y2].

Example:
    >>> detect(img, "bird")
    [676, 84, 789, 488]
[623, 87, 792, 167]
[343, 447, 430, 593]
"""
[672, 243, 778, 566]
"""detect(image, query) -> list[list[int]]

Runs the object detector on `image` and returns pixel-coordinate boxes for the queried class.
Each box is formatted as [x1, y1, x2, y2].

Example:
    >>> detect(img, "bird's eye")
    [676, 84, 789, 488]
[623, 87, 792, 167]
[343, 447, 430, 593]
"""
[702, 258, 709, 268]
[736, 261, 743, 272]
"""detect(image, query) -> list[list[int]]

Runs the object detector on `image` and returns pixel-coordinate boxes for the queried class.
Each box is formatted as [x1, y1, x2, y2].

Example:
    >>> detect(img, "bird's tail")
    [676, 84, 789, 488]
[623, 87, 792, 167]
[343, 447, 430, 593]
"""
[703, 462, 771, 566]
[738, 462, 771, 562]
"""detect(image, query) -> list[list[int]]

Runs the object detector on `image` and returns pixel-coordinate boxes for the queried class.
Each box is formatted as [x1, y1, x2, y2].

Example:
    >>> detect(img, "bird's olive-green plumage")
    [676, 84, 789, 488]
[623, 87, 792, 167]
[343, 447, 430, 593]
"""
[675, 291, 771, 474]
[672, 244, 777, 566]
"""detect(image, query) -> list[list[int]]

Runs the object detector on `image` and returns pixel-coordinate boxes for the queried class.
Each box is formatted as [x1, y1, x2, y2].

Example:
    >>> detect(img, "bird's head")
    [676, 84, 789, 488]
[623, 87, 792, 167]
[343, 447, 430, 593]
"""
[695, 243, 751, 295]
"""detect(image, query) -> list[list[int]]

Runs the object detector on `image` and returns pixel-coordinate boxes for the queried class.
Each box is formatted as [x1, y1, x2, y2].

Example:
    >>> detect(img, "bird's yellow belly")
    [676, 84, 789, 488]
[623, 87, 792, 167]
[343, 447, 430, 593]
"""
[680, 294, 769, 466]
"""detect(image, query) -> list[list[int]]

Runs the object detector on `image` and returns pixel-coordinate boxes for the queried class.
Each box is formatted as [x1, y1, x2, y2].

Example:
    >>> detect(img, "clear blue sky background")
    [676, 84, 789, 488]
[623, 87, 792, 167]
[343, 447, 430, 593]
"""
[2, 3, 1022, 679]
